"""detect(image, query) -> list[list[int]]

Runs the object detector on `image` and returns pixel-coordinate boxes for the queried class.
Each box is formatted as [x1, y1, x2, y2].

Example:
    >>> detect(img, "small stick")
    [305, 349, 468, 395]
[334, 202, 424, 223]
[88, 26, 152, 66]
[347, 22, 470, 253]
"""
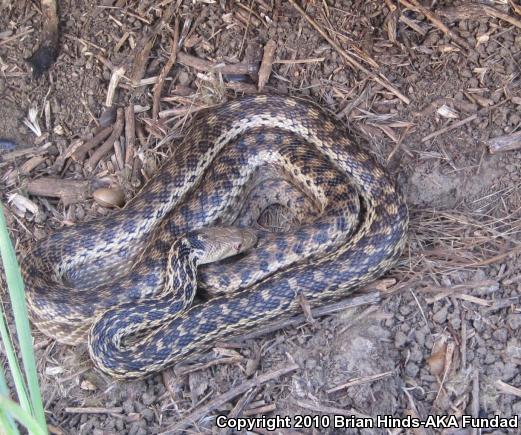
[158, 105, 209, 119]
[159, 363, 299, 434]
[105, 67, 125, 108]
[231, 292, 380, 342]
[26, 178, 90, 206]
[421, 113, 477, 142]
[288, 0, 410, 104]
[273, 57, 325, 64]
[471, 370, 479, 435]
[495, 380, 521, 397]
[435, 341, 455, 404]
[243, 403, 277, 416]
[65, 407, 123, 414]
[124, 104, 135, 168]
[383, 0, 397, 12]
[152, 17, 180, 121]
[402, 389, 428, 435]
[439, 3, 521, 31]
[460, 310, 467, 370]
[72, 126, 113, 162]
[86, 108, 125, 171]
[177, 51, 257, 76]
[398, 0, 471, 52]
[399, 14, 428, 36]
[218, 387, 258, 435]
[0, 28, 34, 47]
[465, 243, 521, 268]
[257, 39, 277, 92]
[326, 371, 394, 394]
[224, 81, 278, 94]
[510, 0, 521, 17]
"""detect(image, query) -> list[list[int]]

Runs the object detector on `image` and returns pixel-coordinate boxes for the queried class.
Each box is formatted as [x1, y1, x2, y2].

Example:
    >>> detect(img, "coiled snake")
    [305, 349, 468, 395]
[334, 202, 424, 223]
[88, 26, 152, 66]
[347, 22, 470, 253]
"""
[21, 95, 408, 378]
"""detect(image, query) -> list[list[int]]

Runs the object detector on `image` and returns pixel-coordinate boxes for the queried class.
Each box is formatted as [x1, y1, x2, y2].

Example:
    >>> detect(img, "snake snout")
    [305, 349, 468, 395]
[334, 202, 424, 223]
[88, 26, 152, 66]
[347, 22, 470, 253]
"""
[238, 228, 257, 252]
[195, 226, 258, 265]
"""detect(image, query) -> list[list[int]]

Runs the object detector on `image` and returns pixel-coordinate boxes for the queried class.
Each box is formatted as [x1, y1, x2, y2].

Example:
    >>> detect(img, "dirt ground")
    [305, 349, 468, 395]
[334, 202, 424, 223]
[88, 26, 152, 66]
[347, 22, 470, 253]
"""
[1, 0, 521, 434]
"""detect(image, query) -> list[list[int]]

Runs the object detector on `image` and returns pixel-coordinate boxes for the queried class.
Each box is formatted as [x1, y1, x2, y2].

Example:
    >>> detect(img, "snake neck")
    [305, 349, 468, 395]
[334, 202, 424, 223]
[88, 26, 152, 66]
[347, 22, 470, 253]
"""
[164, 237, 199, 309]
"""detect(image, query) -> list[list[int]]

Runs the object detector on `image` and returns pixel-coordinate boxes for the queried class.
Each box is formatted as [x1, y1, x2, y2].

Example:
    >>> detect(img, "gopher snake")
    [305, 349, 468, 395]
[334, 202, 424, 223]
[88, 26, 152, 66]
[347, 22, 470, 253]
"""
[22, 95, 408, 378]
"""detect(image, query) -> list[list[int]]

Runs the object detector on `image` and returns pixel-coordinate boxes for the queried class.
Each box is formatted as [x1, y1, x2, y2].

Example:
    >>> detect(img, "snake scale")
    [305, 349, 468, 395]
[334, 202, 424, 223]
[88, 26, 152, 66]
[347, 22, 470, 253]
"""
[21, 95, 408, 378]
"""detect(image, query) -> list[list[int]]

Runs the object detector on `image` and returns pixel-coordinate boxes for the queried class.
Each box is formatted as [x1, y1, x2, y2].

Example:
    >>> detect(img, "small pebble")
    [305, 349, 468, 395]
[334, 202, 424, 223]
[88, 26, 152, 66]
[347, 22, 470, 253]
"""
[507, 314, 521, 330]
[93, 187, 125, 208]
[432, 305, 448, 324]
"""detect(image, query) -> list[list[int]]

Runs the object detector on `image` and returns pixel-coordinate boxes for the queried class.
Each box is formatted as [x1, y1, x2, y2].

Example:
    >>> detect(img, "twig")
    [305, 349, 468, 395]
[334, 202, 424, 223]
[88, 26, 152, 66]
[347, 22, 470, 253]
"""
[258, 39, 277, 92]
[243, 404, 277, 416]
[153, 17, 180, 120]
[495, 380, 521, 397]
[326, 371, 394, 394]
[86, 108, 125, 171]
[435, 341, 455, 404]
[439, 3, 521, 31]
[461, 310, 467, 370]
[26, 178, 90, 206]
[159, 363, 299, 434]
[421, 114, 477, 142]
[124, 104, 135, 169]
[273, 57, 325, 64]
[72, 126, 113, 162]
[105, 67, 126, 107]
[471, 370, 479, 435]
[230, 292, 380, 342]
[158, 105, 210, 119]
[399, 14, 429, 36]
[398, 0, 471, 52]
[288, 0, 410, 104]
[466, 243, 521, 267]
[402, 388, 428, 435]
[218, 387, 258, 435]
[65, 407, 123, 414]
[0, 28, 34, 47]
[383, 0, 397, 13]
[177, 51, 257, 76]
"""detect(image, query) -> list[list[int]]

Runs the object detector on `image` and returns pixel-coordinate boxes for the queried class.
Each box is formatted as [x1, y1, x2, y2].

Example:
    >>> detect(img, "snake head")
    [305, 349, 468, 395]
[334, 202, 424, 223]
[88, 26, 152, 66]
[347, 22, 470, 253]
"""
[191, 227, 258, 265]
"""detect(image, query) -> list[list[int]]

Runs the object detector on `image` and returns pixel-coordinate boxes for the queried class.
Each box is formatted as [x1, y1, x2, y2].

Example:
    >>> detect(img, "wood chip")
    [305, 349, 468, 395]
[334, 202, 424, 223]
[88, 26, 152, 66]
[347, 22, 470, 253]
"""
[488, 131, 521, 154]
[258, 39, 277, 91]
[26, 178, 90, 206]
[495, 380, 521, 397]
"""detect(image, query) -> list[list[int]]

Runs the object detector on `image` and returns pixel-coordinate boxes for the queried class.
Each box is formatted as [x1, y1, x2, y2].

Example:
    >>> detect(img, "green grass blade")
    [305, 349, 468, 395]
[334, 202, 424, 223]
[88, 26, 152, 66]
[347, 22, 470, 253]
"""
[0, 307, 31, 414]
[0, 204, 47, 432]
[0, 395, 46, 435]
[0, 365, 20, 435]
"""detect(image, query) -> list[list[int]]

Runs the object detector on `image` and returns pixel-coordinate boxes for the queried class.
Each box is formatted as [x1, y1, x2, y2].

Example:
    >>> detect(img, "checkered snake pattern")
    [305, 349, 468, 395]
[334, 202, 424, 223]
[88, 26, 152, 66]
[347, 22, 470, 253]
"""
[21, 95, 408, 378]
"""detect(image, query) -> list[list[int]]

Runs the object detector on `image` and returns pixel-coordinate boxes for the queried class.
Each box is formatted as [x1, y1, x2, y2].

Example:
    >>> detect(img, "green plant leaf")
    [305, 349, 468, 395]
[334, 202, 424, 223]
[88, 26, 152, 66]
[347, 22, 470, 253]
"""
[0, 204, 47, 433]
[0, 395, 45, 435]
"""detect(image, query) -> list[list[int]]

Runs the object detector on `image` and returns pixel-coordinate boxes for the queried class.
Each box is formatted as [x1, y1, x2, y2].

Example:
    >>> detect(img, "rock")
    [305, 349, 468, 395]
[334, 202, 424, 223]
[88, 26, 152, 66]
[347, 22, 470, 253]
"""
[394, 330, 408, 348]
[433, 305, 448, 324]
[507, 314, 521, 330]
